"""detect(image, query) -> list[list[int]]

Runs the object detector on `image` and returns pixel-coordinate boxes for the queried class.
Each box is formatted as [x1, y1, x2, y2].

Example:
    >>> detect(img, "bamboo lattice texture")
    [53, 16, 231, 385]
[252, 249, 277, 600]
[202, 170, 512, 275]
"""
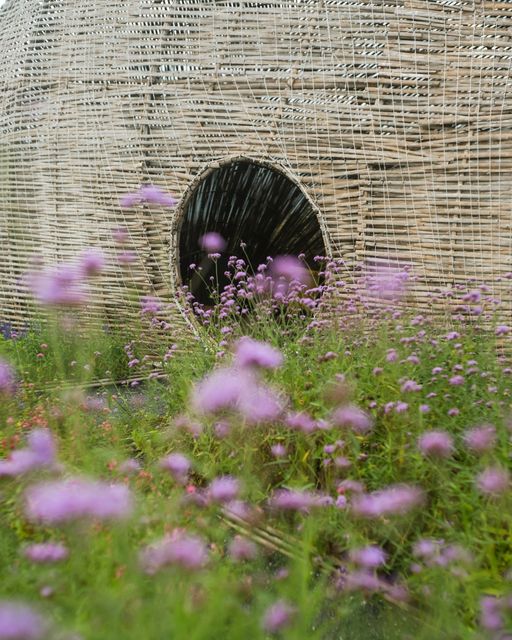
[0, 0, 511, 328]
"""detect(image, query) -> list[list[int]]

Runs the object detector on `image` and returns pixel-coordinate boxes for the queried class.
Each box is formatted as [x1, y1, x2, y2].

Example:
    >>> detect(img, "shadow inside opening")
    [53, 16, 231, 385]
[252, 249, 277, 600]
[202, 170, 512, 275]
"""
[178, 160, 326, 304]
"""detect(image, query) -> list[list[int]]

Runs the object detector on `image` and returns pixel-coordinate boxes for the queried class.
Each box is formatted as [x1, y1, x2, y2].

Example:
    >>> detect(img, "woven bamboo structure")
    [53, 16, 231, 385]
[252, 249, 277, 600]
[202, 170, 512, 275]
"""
[1, 0, 512, 327]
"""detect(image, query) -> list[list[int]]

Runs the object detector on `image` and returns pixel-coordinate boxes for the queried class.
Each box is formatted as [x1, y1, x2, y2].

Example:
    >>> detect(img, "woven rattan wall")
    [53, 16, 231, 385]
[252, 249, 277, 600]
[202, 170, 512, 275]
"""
[1, 0, 512, 327]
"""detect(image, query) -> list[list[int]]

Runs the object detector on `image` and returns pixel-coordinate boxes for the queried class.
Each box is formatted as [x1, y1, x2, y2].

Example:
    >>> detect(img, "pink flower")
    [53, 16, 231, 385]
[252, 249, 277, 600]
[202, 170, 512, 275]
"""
[159, 453, 191, 484]
[234, 337, 283, 370]
[199, 232, 226, 253]
[23, 543, 68, 564]
[208, 476, 240, 503]
[228, 536, 257, 562]
[463, 424, 496, 453]
[0, 602, 47, 640]
[271, 444, 287, 458]
[25, 477, 133, 523]
[331, 405, 373, 435]
[262, 600, 295, 634]
[352, 484, 424, 518]
[417, 431, 454, 458]
[476, 467, 510, 496]
[140, 533, 208, 573]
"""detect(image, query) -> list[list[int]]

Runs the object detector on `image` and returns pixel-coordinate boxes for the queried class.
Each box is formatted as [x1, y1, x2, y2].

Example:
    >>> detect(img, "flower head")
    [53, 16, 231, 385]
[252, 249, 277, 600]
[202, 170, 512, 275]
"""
[228, 536, 257, 562]
[208, 476, 240, 503]
[463, 424, 496, 453]
[476, 467, 510, 496]
[349, 545, 387, 568]
[140, 533, 208, 573]
[352, 484, 424, 518]
[199, 232, 226, 253]
[159, 453, 191, 484]
[331, 404, 373, 435]
[417, 431, 454, 458]
[234, 337, 283, 370]
[23, 543, 68, 564]
[79, 249, 105, 276]
[25, 477, 133, 523]
[262, 600, 295, 634]
[0, 429, 56, 477]
[0, 360, 15, 396]
[269, 489, 324, 512]
[0, 602, 47, 640]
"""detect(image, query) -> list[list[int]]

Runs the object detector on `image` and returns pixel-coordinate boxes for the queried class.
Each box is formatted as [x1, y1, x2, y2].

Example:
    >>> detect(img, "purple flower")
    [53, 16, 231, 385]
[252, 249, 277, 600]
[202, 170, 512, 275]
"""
[285, 412, 317, 433]
[271, 444, 287, 458]
[401, 380, 422, 393]
[480, 596, 504, 631]
[140, 533, 208, 573]
[234, 337, 283, 370]
[365, 264, 409, 302]
[25, 477, 133, 523]
[199, 232, 226, 253]
[208, 476, 239, 503]
[28, 263, 88, 307]
[79, 249, 104, 277]
[0, 360, 15, 396]
[350, 545, 387, 568]
[121, 185, 177, 208]
[386, 349, 398, 362]
[417, 431, 454, 458]
[140, 295, 163, 315]
[0, 429, 56, 477]
[192, 367, 282, 424]
[352, 484, 424, 518]
[159, 453, 191, 484]
[463, 424, 496, 453]
[331, 405, 373, 435]
[228, 535, 257, 562]
[23, 543, 68, 564]
[118, 458, 141, 475]
[269, 489, 324, 512]
[496, 325, 510, 336]
[449, 375, 465, 386]
[270, 256, 309, 285]
[262, 600, 295, 634]
[476, 467, 510, 496]
[0, 602, 47, 640]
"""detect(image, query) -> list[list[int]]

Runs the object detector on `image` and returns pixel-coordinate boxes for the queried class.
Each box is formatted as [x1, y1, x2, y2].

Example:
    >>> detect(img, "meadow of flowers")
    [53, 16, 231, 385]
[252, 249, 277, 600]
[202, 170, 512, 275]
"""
[0, 188, 511, 639]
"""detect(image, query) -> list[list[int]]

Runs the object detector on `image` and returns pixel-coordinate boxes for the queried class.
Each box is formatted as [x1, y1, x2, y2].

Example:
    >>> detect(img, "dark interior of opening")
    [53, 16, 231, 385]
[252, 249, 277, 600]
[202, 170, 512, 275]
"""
[178, 160, 326, 304]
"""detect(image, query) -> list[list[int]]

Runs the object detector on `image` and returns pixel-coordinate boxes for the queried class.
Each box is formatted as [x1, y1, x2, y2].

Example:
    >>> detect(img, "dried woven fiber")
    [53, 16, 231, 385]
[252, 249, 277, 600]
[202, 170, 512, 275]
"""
[0, 0, 512, 328]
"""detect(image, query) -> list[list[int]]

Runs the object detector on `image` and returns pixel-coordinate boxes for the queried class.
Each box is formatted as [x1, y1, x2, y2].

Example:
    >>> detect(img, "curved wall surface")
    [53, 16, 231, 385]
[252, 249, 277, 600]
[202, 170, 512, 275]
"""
[0, 0, 511, 324]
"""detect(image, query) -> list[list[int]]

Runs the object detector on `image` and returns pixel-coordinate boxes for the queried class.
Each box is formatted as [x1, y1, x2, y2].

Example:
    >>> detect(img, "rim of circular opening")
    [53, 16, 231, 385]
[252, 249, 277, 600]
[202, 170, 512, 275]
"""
[169, 154, 332, 292]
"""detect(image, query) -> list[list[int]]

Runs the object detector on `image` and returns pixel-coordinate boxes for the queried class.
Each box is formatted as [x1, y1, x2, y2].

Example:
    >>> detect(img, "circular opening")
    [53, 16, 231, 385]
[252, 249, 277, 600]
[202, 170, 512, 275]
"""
[177, 159, 327, 304]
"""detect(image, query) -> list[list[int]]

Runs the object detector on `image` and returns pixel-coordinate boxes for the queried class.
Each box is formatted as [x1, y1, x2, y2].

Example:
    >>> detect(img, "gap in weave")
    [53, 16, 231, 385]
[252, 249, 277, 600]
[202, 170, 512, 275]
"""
[178, 159, 326, 305]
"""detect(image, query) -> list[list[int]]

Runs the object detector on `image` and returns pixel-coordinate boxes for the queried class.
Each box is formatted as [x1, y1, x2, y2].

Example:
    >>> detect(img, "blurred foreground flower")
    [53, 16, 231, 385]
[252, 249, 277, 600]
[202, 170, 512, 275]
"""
[25, 477, 133, 524]
[0, 429, 56, 477]
[0, 359, 15, 396]
[234, 337, 283, 370]
[352, 484, 424, 518]
[199, 232, 226, 253]
[140, 532, 208, 573]
[120, 185, 177, 208]
[364, 263, 409, 302]
[262, 600, 295, 634]
[23, 543, 68, 564]
[0, 601, 48, 640]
